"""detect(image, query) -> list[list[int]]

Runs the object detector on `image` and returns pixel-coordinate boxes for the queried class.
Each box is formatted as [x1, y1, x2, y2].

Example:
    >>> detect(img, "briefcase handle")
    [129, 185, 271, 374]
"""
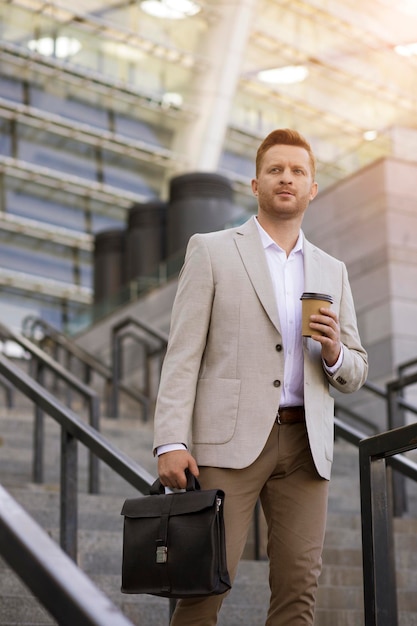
[149, 469, 201, 495]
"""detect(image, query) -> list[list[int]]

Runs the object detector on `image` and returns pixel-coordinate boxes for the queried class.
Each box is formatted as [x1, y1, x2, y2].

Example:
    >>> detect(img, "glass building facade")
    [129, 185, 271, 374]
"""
[1, 0, 415, 331]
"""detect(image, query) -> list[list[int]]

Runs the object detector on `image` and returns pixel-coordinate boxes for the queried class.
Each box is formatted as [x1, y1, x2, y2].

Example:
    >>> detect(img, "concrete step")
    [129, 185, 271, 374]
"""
[0, 409, 158, 487]
[2, 561, 416, 626]
[2, 484, 417, 604]
[0, 563, 57, 625]
[2, 407, 417, 625]
[5, 485, 127, 532]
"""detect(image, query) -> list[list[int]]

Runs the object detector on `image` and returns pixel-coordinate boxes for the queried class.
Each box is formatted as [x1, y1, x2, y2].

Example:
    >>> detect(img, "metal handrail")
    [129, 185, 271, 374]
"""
[0, 351, 155, 624]
[334, 416, 367, 447]
[23, 315, 111, 379]
[0, 321, 100, 492]
[398, 357, 417, 377]
[334, 378, 391, 437]
[359, 421, 417, 626]
[110, 316, 168, 419]
[0, 371, 14, 408]
[334, 415, 417, 626]
[362, 379, 388, 399]
[386, 370, 417, 516]
[0, 353, 154, 558]
[336, 372, 417, 517]
[335, 404, 379, 435]
[22, 315, 164, 420]
[0, 484, 135, 626]
[23, 315, 113, 417]
[2, 338, 417, 624]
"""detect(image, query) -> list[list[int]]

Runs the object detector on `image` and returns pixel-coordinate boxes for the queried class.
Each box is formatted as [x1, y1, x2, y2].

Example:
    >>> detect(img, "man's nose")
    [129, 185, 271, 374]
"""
[279, 170, 293, 183]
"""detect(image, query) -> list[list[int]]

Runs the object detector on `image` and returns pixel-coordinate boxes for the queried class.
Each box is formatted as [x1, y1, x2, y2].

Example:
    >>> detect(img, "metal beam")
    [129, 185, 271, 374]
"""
[0, 96, 181, 168]
[0, 155, 145, 208]
[0, 212, 93, 251]
[0, 268, 92, 304]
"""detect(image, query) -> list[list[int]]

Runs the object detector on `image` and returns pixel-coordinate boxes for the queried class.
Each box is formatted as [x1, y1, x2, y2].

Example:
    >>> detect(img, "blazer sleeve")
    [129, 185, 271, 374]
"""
[153, 234, 214, 451]
[326, 262, 368, 394]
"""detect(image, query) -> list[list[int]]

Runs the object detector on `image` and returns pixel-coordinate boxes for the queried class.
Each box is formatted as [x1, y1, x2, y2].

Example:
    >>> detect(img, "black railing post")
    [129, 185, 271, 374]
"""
[110, 330, 121, 418]
[88, 394, 100, 494]
[84, 362, 91, 385]
[5, 380, 13, 407]
[169, 599, 176, 620]
[65, 350, 73, 408]
[359, 450, 398, 626]
[0, 373, 14, 408]
[386, 381, 407, 516]
[110, 317, 169, 422]
[33, 358, 45, 484]
[51, 340, 60, 393]
[60, 426, 78, 562]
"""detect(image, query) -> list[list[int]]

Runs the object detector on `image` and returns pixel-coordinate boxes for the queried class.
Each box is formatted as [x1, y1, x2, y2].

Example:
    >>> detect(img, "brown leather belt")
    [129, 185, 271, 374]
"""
[276, 406, 305, 425]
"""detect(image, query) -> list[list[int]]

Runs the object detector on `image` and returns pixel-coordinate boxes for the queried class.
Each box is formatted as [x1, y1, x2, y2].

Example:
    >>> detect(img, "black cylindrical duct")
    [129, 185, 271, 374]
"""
[93, 228, 126, 304]
[166, 172, 241, 256]
[126, 201, 167, 282]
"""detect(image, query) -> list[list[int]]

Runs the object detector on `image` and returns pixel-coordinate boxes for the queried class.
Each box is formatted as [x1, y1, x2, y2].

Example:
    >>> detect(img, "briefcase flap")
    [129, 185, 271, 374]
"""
[121, 489, 224, 519]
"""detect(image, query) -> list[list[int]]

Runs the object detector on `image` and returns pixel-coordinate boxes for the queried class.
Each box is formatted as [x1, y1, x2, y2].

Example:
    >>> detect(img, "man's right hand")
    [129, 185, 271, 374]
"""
[157, 449, 199, 490]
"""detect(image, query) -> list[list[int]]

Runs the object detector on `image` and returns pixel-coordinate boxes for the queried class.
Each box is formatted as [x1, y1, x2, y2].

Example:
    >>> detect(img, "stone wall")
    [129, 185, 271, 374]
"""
[303, 156, 417, 425]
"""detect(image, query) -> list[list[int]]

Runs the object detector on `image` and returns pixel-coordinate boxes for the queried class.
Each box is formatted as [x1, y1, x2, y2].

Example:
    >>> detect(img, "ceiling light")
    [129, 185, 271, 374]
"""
[257, 65, 309, 85]
[363, 130, 378, 141]
[394, 42, 417, 57]
[402, 0, 417, 16]
[165, 49, 181, 62]
[140, 0, 200, 19]
[161, 92, 183, 108]
[28, 36, 82, 58]
[102, 42, 145, 62]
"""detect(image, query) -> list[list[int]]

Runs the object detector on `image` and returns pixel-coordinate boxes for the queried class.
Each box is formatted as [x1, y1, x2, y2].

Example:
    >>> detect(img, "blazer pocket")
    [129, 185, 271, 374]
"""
[193, 378, 241, 444]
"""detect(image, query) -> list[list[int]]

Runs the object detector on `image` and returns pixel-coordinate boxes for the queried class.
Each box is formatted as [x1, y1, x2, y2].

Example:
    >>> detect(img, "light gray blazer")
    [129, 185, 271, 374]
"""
[153, 217, 368, 480]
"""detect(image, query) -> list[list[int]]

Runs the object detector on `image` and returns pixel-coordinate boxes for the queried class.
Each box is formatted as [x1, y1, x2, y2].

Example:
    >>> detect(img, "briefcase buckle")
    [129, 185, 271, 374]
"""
[156, 545, 168, 563]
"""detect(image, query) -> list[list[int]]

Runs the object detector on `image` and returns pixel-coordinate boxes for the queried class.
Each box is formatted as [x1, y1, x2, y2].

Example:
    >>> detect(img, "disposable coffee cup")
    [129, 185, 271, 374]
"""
[300, 292, 333, 337]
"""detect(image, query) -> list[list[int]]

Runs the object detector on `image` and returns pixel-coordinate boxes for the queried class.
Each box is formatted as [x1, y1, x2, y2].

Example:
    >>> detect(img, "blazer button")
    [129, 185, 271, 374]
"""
[275, 344, 282, 352]
[273, 380, 281, 388]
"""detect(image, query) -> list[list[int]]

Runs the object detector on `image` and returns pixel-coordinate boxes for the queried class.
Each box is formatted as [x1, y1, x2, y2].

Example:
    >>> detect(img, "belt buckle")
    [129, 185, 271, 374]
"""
[276, 410, 282, 425]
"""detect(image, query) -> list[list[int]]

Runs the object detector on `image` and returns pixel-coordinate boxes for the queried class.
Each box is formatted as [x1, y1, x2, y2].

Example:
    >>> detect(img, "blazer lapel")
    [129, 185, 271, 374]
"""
[233, 219, 281, 334]
[303, 238, 324, 293]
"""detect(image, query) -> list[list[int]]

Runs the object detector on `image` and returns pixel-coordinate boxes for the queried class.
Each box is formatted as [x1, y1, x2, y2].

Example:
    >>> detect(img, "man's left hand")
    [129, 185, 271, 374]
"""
[309, 307, 342, 367]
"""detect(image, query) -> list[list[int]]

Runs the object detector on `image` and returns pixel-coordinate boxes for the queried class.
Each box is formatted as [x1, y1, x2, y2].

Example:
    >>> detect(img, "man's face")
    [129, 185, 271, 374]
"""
[251, 144, 318, 221]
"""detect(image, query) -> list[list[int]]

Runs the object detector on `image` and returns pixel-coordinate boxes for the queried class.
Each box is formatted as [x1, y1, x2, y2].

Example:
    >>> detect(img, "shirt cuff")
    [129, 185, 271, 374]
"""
[156, 443, 187, 456]
[323, 344, 344, 374]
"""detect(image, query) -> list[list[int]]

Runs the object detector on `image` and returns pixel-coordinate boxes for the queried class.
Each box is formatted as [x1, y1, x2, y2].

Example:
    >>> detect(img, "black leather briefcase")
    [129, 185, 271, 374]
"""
[121, 471, 231, 598]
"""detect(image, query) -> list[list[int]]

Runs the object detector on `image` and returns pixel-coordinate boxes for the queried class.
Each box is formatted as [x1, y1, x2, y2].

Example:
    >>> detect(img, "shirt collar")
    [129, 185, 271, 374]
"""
[253, 215, 304, 255]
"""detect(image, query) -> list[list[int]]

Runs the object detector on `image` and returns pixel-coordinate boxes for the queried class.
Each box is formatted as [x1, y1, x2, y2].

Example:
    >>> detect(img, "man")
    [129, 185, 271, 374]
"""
[153, 129, 368, 625]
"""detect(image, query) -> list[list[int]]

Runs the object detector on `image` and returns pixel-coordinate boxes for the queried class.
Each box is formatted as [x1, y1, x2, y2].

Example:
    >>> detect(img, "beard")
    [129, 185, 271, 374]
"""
[257, 190, 310, 220]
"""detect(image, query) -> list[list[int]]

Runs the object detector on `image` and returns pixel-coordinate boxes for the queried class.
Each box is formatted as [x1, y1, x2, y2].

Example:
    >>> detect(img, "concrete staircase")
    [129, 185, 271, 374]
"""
[1, 403, 417, 625]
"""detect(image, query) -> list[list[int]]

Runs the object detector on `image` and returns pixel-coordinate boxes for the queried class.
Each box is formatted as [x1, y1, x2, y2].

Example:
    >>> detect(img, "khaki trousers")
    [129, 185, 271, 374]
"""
[170, 422, 329, 626]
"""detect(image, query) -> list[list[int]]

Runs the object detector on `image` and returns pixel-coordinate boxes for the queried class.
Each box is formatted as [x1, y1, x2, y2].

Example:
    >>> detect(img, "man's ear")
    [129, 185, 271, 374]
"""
[251, 179, 258, 196]
[309, 181, 318, 200]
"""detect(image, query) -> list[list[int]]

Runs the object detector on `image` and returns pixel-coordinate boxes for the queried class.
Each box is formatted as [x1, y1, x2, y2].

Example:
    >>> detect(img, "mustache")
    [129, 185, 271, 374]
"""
[276, 188, 295, 195]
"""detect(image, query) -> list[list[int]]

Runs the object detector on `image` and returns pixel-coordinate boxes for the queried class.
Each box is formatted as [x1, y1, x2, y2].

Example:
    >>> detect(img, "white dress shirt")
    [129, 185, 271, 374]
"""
[254, 216, 305, 406]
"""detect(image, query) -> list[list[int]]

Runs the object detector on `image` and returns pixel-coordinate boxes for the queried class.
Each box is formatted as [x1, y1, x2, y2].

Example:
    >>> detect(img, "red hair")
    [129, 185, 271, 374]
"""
[255, 129, 316, 179]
